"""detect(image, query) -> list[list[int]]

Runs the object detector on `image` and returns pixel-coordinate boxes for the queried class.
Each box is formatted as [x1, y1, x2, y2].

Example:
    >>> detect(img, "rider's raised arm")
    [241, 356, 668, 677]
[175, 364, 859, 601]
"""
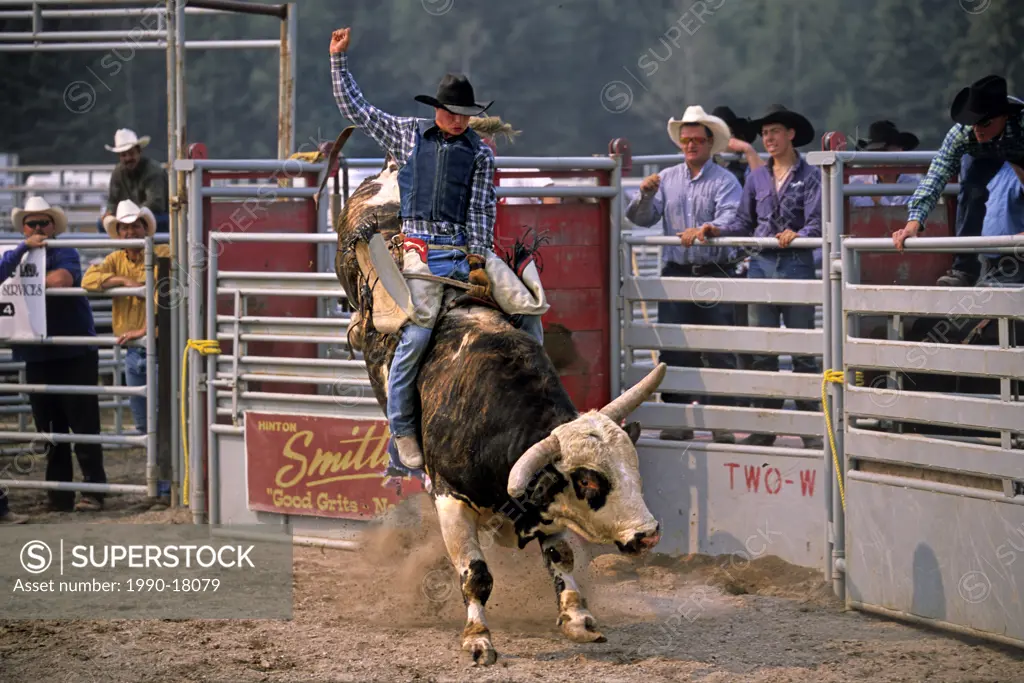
[466, 145, 498, 257]
[331, 51, 418, 165]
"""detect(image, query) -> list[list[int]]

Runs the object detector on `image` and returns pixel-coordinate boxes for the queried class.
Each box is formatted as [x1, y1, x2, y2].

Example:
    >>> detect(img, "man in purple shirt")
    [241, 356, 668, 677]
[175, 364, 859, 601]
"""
[689, 105, 823, 449]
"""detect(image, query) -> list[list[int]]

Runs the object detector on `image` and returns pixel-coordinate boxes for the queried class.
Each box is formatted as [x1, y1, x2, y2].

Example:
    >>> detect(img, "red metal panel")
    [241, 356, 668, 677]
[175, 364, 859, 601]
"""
[847, 205, 954, 286]
[202, 172, 322, 398]
[495, 183, 611, 413]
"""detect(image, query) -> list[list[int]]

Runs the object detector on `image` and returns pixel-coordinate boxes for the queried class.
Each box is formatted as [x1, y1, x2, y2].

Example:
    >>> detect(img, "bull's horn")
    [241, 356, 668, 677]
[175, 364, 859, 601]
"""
[507, 433, 561, 498]
[599, 362, 667, 424]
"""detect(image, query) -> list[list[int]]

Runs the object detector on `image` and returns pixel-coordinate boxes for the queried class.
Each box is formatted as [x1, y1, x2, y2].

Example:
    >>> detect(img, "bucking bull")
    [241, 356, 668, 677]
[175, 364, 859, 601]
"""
[327, 119, 666, 665]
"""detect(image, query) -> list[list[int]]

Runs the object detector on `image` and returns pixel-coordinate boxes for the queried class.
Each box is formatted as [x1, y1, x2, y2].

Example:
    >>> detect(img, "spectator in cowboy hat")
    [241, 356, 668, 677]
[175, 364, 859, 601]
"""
[689, 104, 823, 449]
[99, 128, 169, 235]
[895, 75, 1024, 286]
[83, 199, 171, 435]
[711, 106, 765, 185]
[1, 197, 106, 512]
[626, 105, 743, 444]
[848, 120, 923, 208]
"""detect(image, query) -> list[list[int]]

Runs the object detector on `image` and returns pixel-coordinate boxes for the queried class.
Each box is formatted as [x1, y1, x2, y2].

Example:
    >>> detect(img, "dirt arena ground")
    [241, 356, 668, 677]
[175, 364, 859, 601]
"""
[3, 437, 1024, 682]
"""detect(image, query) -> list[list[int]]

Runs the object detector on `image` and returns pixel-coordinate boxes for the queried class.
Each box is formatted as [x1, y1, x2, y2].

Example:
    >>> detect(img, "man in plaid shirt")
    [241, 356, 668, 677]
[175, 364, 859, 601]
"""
[893, 75, 1024, 286]
[330, 27, 543, 470]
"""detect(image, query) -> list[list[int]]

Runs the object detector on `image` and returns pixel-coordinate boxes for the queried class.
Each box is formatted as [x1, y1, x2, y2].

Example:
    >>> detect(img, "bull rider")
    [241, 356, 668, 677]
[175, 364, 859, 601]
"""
[329, 27, 545, 471]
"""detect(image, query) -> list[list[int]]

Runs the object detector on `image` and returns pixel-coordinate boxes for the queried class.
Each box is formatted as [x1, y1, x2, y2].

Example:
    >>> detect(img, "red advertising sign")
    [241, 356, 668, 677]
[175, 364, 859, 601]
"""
[244, 411, 426, 520]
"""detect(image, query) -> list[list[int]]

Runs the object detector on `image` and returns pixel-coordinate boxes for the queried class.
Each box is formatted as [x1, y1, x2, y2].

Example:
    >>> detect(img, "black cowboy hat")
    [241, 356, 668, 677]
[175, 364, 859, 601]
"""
[712, 106, 757, 143]
[750, 104, 815, 148]
[414, 73, 493, 117]
[950, 74, 1023, 126]
[856, 120, 919, 151]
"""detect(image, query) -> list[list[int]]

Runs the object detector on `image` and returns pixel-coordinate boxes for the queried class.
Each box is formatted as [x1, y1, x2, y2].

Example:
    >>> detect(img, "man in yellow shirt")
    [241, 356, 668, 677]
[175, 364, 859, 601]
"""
[83, 199, 170, 434]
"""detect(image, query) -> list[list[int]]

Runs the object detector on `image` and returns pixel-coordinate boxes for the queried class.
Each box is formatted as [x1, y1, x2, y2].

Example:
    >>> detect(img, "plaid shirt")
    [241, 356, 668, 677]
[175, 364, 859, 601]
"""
[331, 53, 496, 256]
[907, 111, 1024, 226]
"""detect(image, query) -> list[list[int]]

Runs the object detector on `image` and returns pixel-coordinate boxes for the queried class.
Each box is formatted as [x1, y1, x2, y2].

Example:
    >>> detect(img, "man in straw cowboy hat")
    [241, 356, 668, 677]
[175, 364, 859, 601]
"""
[99, 128, 169, 235]
[330, 26, 547, 470]
[687, 104, 823, 449]
[2, 197, 106, 512]
[848, 120, 922, 208]
[894, 75, 1024, 286]
[626, 105, 743, 444]
[84, 199, 171, 435]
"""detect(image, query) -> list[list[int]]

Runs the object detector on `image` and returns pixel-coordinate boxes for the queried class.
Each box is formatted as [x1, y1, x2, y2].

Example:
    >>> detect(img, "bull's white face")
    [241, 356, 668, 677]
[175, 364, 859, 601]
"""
[542, 412, 660, 555]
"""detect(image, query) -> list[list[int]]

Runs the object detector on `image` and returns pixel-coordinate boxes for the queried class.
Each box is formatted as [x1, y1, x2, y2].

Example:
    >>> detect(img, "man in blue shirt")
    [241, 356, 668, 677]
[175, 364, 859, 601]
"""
[4, 197, 105, 512]
[894, 75, 1024, 286]
[978, 161, 1024, 284]
[627, 106, 742, 443]
[690, 105, 823, 449]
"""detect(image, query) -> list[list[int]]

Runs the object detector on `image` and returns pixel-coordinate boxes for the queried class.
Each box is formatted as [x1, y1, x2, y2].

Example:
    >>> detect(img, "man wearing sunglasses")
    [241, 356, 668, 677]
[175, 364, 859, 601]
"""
[3, 197, 105, 513]
[893, 75, 1024, 286]
[626, 106, 742, 444]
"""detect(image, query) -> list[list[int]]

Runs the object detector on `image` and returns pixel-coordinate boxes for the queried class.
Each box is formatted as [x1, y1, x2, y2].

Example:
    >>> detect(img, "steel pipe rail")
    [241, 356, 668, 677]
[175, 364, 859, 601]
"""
[0, 39, 280, 51]
[0, 7, 236, 17]
[0, 479, 148, 494]
[177, 159, 326, 173]
[497, 186, 617, 198]
[211, 232, 336, 244]
[0, 30, 166, 41]
[0, 383, 144, 396]
[216, 287, 346, 298]
[807, 150, 944, 166]
[200, 186, 318, 198]
[623, 235, 823, 248]
[844, 183, 960, 196]
[216, 315, 343, 327]
[0, 430, 145, 445]
[844, 235, 1024, 253]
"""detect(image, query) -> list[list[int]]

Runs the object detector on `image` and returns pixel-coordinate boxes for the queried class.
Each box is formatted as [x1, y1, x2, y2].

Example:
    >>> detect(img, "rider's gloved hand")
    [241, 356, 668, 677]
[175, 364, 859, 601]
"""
[467, 254, 491, 299]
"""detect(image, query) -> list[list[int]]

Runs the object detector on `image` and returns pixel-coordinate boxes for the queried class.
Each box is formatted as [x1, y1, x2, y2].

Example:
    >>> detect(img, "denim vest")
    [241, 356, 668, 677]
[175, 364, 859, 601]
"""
[398, 120, 481, 227]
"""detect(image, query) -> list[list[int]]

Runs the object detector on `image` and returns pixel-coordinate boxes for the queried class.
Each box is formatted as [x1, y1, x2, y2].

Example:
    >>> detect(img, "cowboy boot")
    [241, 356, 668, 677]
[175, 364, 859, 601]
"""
[395, 435, 424, 469]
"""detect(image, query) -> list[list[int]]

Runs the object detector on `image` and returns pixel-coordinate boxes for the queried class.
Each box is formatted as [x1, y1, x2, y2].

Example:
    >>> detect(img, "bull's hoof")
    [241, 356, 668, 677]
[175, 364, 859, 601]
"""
[462, 635, 497, 666]
[558, 612, 606, 643]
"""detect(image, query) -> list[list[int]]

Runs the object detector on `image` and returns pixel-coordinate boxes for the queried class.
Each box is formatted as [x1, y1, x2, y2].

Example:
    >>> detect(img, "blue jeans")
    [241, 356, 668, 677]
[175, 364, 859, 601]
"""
[658, 261, 737, 406]
[124, 347, 154, 433]
[953, 155, 1004, 279]
[747, 250, 820, 412]
[384, 233, 543, 472]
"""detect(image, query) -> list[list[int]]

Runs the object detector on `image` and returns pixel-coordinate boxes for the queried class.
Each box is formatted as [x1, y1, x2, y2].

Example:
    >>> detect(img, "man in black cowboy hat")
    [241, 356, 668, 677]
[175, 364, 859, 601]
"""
[894, 75, 1024, 286]
[329, 27, 544, 470]
[849, 120, 922, 208]
[688, 104, 823, 449]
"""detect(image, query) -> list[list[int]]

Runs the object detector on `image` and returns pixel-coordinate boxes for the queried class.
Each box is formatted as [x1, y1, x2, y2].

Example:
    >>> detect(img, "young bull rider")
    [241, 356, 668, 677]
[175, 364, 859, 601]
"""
[330, 26, 545, 470]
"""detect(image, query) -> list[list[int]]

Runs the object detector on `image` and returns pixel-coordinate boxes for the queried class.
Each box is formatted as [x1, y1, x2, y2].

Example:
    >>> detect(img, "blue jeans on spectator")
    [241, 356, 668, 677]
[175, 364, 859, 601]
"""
[124, 347, 154, 433]
[747, 249, 821, 412]
[952, 155, 1004, 281]
[384, 233, 543, 474]
[657, 261, 737, 407]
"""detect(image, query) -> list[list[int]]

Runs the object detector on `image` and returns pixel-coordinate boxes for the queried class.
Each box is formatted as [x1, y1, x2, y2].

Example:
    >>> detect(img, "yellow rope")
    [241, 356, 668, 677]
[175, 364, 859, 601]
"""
[181, 339, 221, 506]
[630, 249, 658, 366]
[821, 370, 846, 511]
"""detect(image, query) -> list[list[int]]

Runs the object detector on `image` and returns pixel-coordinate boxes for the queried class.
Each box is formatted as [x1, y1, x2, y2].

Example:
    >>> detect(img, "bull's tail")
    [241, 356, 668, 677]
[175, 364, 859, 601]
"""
[501, 227, 549, 275]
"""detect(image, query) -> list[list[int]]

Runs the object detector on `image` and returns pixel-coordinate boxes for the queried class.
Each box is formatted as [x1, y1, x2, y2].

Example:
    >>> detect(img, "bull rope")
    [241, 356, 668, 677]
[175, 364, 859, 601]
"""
[180, 338, 222, 506]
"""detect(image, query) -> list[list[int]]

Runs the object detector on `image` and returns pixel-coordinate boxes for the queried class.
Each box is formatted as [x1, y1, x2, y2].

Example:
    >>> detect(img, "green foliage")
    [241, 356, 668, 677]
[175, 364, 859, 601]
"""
[0, 0, 1021, 164]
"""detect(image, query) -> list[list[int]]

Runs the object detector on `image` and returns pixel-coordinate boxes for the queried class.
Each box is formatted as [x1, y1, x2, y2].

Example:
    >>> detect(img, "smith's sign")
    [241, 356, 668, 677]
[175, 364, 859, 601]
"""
[243, 412, 425, 520]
